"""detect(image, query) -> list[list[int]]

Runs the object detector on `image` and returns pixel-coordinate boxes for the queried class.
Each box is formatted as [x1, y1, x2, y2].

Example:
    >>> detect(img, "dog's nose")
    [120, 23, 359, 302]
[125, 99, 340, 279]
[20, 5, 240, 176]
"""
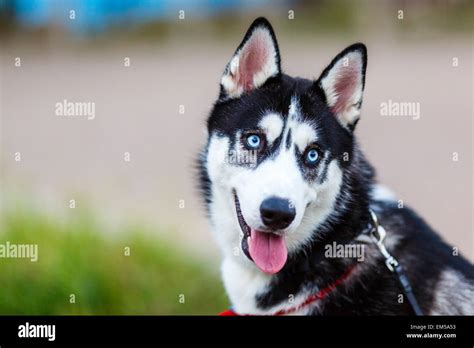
[260, 197, 296, 230]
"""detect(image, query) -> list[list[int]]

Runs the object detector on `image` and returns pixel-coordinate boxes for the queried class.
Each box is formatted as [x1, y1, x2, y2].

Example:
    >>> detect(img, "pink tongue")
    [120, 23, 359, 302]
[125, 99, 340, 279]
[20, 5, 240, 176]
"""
[249, 229, 288, 274]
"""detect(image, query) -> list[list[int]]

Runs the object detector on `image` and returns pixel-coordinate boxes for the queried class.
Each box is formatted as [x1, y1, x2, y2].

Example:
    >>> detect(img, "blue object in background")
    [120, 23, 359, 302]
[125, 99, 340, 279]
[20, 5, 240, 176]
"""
[3, 0, 275, 36]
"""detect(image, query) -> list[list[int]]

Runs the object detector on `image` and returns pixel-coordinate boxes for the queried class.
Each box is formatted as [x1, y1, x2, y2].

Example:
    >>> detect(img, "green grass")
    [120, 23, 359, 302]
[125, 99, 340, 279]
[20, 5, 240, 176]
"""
[0, 208, 228, 315]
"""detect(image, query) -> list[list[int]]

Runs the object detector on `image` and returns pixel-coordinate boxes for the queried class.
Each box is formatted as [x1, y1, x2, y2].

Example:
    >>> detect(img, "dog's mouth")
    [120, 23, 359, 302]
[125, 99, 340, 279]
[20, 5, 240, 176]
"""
[233, 190, 288, 275]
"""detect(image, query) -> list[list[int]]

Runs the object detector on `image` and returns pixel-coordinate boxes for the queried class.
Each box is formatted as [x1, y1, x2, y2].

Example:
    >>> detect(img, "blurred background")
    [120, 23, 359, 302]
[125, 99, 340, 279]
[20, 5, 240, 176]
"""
[0, 0, 472, 314]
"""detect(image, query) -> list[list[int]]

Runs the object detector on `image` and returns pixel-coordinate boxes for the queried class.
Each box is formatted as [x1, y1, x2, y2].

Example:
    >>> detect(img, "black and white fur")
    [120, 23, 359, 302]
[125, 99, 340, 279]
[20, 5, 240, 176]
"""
[198, 18, 474, 315]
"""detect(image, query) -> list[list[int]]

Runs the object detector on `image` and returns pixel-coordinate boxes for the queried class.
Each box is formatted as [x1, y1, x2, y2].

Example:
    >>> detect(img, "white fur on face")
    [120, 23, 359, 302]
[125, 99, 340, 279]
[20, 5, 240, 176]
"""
[259, 113, 283, 143]
[206, 135, 246, 258]
[284, 97, 318, 153]
[285, 160, 343, 251]
[293, 122, 318, 153]
[231, 142, 311, 235]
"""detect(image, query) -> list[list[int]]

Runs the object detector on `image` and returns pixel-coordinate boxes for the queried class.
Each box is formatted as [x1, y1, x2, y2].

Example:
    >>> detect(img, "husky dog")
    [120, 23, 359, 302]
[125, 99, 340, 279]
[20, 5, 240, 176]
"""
[198, 17, 474, 315]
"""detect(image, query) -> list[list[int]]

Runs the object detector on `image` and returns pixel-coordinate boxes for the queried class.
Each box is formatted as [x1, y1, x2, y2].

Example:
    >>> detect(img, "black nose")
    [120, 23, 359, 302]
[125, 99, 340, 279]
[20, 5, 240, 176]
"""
[260, 197, 296, 230]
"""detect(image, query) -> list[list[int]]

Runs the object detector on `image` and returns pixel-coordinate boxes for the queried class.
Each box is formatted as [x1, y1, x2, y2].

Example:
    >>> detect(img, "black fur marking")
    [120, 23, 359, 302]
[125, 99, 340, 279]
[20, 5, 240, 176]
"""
[315, 152, 331, 185]
[285, 128, 292, 149]
[196, 148, 212, 214]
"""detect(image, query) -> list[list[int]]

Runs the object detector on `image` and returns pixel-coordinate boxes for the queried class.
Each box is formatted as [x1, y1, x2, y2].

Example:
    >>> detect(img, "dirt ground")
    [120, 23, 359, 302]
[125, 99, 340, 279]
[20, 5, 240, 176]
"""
[1, 33, 472, 262]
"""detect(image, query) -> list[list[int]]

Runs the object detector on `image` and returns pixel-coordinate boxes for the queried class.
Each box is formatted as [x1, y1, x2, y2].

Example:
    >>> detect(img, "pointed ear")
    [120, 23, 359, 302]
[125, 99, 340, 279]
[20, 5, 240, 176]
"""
[220, 17, 281, 99]
[317, 43, 367, 130]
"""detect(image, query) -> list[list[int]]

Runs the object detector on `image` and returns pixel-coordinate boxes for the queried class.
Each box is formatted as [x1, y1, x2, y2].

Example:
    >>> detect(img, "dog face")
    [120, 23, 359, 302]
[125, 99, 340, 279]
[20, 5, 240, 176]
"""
[201, 18, 367, 275]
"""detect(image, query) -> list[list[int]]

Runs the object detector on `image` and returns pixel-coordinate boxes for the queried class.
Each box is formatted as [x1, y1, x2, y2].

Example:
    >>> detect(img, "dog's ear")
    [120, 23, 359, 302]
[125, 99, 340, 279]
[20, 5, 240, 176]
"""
[316, 43, 367, 130]
[220, 17, 281, 99]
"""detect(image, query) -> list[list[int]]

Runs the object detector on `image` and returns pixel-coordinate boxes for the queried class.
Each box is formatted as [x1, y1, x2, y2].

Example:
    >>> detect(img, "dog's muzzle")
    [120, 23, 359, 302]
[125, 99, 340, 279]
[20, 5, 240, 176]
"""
[233, 190, 289, 274]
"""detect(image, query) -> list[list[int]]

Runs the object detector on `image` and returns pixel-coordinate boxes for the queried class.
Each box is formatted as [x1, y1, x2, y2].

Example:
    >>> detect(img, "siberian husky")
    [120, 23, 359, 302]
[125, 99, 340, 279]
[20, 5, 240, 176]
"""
[198, 17, 474, 315]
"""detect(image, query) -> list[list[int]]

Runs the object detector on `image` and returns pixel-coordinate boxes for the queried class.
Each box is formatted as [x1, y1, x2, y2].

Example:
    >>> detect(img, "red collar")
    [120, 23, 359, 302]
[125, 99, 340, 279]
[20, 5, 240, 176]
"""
[219, 265, 356, 316]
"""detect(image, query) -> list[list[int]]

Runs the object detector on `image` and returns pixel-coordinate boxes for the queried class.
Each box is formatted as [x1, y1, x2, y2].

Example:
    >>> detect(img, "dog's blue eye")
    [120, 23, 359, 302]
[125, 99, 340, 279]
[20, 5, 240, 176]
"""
[305, 148, 319, 165]
[246, 134, 261, 149]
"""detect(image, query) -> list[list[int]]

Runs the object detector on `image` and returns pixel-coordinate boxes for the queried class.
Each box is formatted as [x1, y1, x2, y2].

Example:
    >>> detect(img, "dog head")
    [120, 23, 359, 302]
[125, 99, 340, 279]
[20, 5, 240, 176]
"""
[201, 17, 367, 275]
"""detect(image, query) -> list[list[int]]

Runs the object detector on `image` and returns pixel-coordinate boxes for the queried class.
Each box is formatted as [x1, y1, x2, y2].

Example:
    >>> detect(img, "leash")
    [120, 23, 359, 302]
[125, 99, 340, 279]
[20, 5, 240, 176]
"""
[367, 209, 424, 316]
